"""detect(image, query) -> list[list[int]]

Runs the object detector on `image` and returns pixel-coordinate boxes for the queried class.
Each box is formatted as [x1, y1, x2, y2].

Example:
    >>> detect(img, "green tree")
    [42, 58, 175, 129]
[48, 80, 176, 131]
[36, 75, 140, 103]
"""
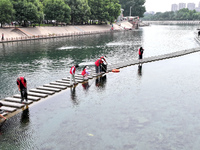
[43, 0, 71, 24]
[119, 0, 145, 17]
[65, 0, 91, 25]
[0, 0, 15, 27]
[12, 0, 43, 26]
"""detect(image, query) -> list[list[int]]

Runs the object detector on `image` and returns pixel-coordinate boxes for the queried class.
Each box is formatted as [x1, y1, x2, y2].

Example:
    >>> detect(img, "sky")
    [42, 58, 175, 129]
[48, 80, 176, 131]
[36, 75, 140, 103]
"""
[145, 0, 200, 12]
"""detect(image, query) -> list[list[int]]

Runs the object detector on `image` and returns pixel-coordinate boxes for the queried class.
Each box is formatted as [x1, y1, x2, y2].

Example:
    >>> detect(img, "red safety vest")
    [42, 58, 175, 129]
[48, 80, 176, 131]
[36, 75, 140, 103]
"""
[70, 66, 76, 74]
[17, 77, 26, 88]
[95, 58, 103, 66]
[81, 68, 86, 76]
[138, 49, 141, 55]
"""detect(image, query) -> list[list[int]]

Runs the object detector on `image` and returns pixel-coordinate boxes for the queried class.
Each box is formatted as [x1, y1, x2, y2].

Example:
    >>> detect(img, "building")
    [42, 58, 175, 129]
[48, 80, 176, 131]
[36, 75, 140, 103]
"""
[179, 3, 186, 10]
[187, 3, 195, 10]
[171, 4, 178, 11]
[195, 7, 200, 12]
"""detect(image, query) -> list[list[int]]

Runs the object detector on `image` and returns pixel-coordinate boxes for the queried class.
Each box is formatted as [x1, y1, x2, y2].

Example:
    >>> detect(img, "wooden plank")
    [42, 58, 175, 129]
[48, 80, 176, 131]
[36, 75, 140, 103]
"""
[4, 97, 33, 104]
[43, 84, 66, 90]
[29, 89, 55, 95]
[0, 100, 25, 108]
[13, 94, 40, 101]
[62, 78, 83, 83]
[37, 86, 61, 92]
[50, 82, 70, 87]
[28, 92, 48, 98]
[1, 106, 17, 112]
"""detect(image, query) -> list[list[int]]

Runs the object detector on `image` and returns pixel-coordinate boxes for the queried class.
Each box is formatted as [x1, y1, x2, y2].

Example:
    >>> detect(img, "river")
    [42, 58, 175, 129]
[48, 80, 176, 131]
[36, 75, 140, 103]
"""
[0, 24, 200, 150]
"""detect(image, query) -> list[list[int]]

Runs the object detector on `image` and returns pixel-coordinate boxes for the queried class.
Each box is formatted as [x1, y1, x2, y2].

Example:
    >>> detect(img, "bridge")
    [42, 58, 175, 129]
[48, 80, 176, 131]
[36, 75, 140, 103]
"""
[1, 46, 200, 123]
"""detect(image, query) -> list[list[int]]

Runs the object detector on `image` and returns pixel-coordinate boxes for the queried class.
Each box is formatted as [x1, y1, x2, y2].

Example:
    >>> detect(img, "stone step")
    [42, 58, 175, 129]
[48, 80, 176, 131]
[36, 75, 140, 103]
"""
[0, 100, 25, 108]
[1, 106, 17, 112]
[13, 94, 40, 101]
[43, 84, 66, 90]
[28, 92, 48, 98]
[37, 86, 61, 92]
[29, 89, 55, 95]
[4, 97, 33, 104]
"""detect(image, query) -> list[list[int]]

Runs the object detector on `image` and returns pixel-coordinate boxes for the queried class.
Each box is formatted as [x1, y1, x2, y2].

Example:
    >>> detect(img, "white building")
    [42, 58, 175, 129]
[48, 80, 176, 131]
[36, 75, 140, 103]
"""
[171, 4, 178, 11]
[179, 3, 186, 10]
[187, 3, 195, 10]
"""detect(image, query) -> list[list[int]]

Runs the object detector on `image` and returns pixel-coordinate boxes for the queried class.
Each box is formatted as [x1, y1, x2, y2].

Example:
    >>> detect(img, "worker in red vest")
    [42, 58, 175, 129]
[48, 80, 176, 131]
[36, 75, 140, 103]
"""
[138, 47, 144, 59]
[81, 65, 90, 79]
[95, 56, 107, 73]
[70, 64, 79, 85]
[0, 102, 6, 120]
[17, 77, 27, 102]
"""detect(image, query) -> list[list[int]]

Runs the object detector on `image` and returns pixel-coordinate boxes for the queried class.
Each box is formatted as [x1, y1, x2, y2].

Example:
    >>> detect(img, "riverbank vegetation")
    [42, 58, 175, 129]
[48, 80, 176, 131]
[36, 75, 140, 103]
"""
[0, 0, 121, 27]
[0, 0, 146, 28]
[142, 8, 200, 21]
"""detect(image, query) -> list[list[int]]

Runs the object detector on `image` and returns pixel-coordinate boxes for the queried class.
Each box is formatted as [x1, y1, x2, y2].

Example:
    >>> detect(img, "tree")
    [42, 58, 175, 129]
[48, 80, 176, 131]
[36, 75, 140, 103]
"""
[119, 0, 145, 17]
[65, 0, 91, 25]
[0, 0, 15, 27]
[43, 0, 71, 24]
[88, 0, 121, 24]
[12, 0, 43, 26]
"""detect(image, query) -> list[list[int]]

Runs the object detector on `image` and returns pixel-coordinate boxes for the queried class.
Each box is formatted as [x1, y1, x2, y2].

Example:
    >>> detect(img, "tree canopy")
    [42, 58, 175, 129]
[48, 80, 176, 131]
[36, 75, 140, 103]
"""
[142, 8, 200, 21]
[1, 0, 122, 27]
[119, 0, 146, 17]
[0, 0, 15, 27]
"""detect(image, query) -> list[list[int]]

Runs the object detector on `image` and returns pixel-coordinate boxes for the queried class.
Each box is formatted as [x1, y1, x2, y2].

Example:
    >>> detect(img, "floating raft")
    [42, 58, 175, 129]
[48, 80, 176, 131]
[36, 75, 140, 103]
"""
[1, 47, 200, 121]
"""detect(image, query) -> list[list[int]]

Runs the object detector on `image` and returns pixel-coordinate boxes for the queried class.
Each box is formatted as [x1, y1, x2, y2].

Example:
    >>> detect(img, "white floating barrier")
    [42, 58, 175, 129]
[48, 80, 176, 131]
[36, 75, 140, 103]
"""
[1, 106, 17, 112]
[36, 86, 61, 92]
[28, 92, 48, 98]
[13, 94, 40, 101]
[29, 89, 55, 95]
[43, 84, 66, 90]
[4, 97, 33, 104]
[0, 100, 25, 108]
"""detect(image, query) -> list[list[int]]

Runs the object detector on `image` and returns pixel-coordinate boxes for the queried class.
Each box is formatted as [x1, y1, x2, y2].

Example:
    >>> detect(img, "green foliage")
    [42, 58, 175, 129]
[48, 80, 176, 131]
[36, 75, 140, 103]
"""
[0, 0, 15, 27]
[88, 0, 121, 24]
[119, 0, 146, 17]
[142, 8, 200, 21]
[66, 0, 90, 24]
[43, 0, 71, 23]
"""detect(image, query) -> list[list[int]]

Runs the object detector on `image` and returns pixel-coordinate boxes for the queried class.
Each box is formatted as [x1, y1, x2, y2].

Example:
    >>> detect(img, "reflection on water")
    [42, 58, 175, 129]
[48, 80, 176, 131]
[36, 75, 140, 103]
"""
[138, 64, 142, 76]
[95, 75, 107, 90]
[82, 81, 90, 91]
[70, 86, 78, 105]
[20, 105, 30, 125]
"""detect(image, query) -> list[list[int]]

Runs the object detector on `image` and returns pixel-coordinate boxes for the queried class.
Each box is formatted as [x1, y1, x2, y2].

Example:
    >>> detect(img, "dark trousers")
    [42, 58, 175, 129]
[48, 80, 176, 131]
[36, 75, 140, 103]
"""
[20, 88, 27, 101]
[95, 65, 100, 73]
[139, 54, 143, 59]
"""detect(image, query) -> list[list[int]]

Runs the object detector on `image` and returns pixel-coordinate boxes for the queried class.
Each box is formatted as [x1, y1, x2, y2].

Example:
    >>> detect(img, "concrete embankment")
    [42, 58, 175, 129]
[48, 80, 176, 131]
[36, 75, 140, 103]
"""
[143, 20, 200, 25]
[0, 25, 114, 42]
[0, 23, 136, 43]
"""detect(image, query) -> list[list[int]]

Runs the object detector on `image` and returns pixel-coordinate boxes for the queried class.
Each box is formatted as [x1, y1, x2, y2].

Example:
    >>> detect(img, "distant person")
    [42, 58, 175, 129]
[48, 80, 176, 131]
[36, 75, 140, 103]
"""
[17, 77, 28, 102]
[0, 103, 7, 120]
[198, 31, 200, 37]
[138, 47, 144, 59]
[70, 64, 79, 85]
[1, 33, 4, 41]
[81, 65, 90, 80]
